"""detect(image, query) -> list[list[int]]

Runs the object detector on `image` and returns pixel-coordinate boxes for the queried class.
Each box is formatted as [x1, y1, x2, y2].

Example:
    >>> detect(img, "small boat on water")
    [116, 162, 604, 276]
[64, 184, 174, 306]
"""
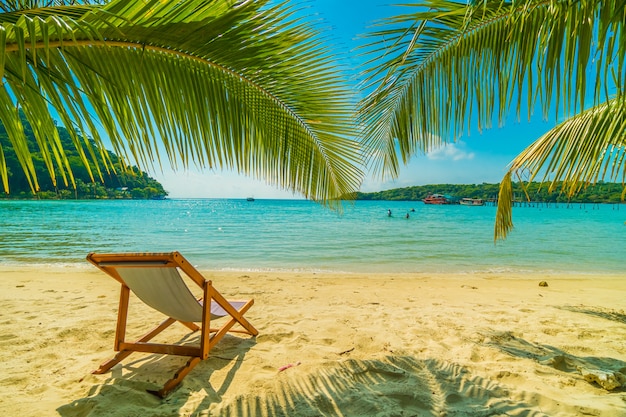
[460, 198, 485, 206]
[246, 197, 255, 202]
[423, 194, 452, 205]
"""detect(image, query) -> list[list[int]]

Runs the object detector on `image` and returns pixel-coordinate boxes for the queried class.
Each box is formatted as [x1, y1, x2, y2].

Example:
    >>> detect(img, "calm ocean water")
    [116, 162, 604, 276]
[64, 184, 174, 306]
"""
[0, 199, 624, 274]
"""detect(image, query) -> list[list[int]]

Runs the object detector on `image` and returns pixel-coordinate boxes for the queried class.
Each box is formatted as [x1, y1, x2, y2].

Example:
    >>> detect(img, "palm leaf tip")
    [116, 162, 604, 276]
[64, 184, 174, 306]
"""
[494, 171, 514, 243]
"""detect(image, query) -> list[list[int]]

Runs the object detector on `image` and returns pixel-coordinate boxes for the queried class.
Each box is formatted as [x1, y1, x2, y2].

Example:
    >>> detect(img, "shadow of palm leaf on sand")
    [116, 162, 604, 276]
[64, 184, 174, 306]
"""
[209, 355, 550, 417]
[57, 334, 256, 417]
[483, 331, 626, 392]
[556, 305, 626, 326]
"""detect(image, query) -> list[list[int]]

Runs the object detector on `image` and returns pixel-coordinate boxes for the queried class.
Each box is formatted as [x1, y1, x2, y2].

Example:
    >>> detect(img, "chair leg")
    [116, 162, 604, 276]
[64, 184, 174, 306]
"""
[94, 317, 178, 374]
[148, 357, 202, 398]
[208, 300, 257, 351]
[93, 350, 135, 374]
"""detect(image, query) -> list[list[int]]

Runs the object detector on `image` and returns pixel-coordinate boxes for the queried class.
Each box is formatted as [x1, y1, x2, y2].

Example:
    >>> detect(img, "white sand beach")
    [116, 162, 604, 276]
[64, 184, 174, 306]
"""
[1, 266, 625, 416]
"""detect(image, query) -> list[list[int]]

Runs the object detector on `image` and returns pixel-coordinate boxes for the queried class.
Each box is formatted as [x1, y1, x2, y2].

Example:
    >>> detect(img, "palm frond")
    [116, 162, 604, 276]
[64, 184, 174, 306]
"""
[358, 0, 625, 178]
[494, 171, 514, 242]
[494, 95, 626, 240]
[0, 0, 363, 205]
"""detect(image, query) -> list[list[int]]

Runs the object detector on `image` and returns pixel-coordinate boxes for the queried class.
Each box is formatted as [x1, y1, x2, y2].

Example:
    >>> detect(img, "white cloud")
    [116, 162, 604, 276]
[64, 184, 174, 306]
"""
[426, 142, 475, 161]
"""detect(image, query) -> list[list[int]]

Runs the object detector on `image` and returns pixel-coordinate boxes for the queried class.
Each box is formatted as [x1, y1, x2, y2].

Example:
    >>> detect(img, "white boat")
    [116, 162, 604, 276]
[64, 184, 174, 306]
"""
[460, 198, 484, 206]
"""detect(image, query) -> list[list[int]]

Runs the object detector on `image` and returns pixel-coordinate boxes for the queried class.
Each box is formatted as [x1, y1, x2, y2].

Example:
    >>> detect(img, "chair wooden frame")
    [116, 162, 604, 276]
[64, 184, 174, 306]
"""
[87, 251, 258, 397]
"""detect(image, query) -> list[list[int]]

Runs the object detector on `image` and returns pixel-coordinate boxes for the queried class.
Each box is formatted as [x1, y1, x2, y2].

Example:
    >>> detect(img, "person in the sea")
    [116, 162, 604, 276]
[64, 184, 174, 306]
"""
[387, 209, 392, 217]
[405, 212, 410, 219]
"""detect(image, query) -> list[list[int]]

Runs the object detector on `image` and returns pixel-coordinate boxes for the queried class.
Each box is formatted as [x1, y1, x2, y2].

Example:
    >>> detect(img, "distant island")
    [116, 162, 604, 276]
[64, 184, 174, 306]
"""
[0, 113, 167, 200]
[355, 182, 625, 204]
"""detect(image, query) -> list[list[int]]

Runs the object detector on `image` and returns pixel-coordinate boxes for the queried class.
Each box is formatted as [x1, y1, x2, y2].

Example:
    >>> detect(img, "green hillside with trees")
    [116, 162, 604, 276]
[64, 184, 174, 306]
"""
[0, 114, 167, 200]
[355, 182, 625, 204]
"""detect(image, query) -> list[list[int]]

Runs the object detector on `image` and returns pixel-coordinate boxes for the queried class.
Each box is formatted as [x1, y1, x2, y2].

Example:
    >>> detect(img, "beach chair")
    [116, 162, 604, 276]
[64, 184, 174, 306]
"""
[86, 251, 258, 397]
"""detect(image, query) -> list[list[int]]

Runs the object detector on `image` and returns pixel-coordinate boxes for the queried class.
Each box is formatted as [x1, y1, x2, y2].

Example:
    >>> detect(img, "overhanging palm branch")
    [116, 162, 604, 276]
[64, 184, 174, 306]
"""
[0, 0, 363, 204]
[359, 0, 625, 170]
[495, 94, 626, 240]
[357, 0, 624, 238]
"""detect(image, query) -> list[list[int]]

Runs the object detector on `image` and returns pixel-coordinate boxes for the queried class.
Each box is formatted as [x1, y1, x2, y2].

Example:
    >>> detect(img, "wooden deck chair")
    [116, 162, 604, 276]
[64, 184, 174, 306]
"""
[86, 251, 258, 397]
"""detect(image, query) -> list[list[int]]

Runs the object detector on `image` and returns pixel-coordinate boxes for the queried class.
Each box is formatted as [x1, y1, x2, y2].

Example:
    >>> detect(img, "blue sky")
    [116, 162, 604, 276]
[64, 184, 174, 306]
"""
[155, 0, 560, 199]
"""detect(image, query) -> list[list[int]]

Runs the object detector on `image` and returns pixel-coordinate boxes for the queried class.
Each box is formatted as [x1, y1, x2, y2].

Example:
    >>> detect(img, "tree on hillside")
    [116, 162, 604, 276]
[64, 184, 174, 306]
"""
[0, 111, 167, 198]
[357, 0, 625, 240]
[355, 181, 624, 203]
[0, 0, 363, 205]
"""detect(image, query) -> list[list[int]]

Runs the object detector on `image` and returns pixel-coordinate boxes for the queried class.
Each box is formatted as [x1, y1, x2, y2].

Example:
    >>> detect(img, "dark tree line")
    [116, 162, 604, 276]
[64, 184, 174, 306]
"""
[0, 114, 168, 200]
[355, 182, 625, 204]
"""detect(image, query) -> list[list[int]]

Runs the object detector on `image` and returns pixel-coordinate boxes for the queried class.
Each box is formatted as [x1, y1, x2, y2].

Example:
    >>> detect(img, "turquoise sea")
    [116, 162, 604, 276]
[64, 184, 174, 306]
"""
[0, 199, 624, 274]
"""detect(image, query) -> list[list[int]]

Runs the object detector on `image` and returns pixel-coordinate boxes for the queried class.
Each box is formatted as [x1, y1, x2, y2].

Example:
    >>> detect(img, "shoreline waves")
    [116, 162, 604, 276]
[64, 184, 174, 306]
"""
[2, 263, 626, 279]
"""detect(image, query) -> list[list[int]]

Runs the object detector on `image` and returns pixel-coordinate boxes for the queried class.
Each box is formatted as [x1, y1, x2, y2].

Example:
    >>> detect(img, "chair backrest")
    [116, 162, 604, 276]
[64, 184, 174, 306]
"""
[115, 266, 204, 323]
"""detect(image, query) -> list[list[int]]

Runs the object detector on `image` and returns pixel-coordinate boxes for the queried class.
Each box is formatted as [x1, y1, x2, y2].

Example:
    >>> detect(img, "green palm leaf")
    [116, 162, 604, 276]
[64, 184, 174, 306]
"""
[357, 0, 625, 238]
[0, 0, 363, 205]
[495, 95, 626, 240]
[357, 0, 624, 171]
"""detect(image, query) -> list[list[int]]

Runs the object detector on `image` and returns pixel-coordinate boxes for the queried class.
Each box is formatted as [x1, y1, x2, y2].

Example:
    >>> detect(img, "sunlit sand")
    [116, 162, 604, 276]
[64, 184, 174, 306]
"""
[1, 267, 625, 416]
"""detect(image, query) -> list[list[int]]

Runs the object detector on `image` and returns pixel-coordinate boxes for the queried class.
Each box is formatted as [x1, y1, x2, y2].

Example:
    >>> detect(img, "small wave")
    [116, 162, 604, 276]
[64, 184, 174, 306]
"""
[0, 260, 91, 271]
[197, 266, 355, 274]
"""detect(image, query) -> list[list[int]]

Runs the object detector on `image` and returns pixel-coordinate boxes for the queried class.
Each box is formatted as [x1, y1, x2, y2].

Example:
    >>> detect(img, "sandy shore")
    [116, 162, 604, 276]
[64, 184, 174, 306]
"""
[1, 266, 625, 416]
